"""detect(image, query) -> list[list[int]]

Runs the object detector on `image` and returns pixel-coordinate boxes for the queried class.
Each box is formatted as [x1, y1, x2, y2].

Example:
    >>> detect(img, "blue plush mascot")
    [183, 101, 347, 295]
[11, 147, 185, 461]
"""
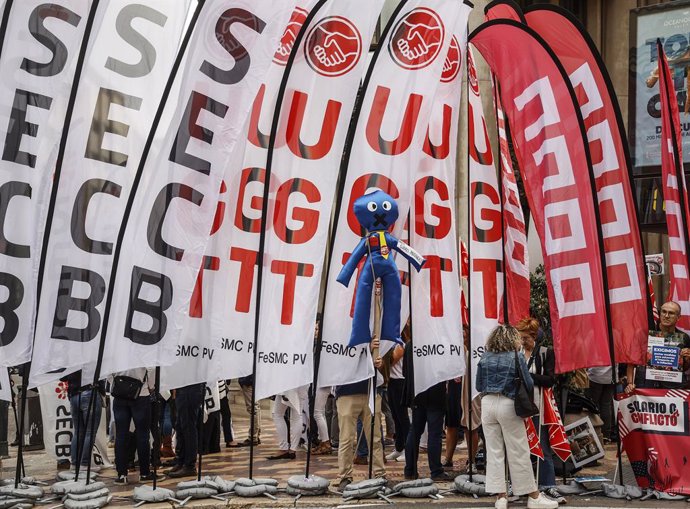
[337, 190, 426, 348]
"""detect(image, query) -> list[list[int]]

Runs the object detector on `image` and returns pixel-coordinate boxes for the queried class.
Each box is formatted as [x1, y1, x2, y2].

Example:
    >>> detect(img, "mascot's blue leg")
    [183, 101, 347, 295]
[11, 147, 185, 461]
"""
[349, 262, 374, 347]
[380, 268, 402, 345]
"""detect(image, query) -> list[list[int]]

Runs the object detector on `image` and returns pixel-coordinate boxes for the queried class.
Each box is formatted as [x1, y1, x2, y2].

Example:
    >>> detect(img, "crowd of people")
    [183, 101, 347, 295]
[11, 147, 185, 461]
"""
[2, 300, 688, 509]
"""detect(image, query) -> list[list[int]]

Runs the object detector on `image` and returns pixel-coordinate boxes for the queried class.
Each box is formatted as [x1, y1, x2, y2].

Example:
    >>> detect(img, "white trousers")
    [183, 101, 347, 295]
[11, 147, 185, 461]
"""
[314, 387, 331, 441]
[481, 393, 537, 496]
[272, 396, 302, 451]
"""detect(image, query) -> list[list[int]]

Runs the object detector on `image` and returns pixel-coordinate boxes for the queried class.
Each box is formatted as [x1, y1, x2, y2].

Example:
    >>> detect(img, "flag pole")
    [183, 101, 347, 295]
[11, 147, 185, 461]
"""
[246, 0, 328, 479]
[465, 45, 474, 484]
[303, 0, 409, 481]
[152, 367, 161, 489]
[368, 277, 382, 479]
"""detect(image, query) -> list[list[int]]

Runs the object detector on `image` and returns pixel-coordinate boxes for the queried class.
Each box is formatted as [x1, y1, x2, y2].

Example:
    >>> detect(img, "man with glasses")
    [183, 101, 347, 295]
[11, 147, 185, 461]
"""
[625, 301, 690, 392]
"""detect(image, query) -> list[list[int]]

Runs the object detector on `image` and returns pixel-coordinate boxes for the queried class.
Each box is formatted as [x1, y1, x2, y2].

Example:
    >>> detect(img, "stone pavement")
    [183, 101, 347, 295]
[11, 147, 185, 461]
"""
[0, 396, 684, 507]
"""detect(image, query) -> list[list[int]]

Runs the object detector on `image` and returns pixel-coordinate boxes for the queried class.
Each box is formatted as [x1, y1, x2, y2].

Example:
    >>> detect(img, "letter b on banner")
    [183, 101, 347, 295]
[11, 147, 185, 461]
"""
[124, 266, 172, 345]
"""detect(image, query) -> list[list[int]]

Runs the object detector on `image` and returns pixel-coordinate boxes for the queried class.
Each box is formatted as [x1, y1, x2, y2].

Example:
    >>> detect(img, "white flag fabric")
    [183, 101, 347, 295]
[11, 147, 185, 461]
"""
[467, 48, 503, 397]
[0, 0, 94, 367]
[411, 2, 470, 396]
[161, 0, 318, 391]
[253, 0, 385, 401]
[37, 380, 112, 468]
[319, 0, 466, 388]
[102, 0, 296, 378]
[0, 368, 10, 402]
[29, 0, 191, 386]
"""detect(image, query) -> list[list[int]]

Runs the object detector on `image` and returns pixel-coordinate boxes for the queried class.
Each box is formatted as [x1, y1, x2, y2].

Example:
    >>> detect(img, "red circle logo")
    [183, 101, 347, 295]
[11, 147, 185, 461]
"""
[441, 36, 461, 83]
[389, 8, 445, 70]
[305, 16, 363, 77]
[273, 7, 309, 66]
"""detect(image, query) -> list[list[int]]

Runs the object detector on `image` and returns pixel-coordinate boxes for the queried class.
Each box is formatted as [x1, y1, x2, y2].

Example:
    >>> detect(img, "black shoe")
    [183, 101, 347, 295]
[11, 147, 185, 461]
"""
[139, 473, 159, 482]
[229, 438, 260, 448]
[165, 465, 183, 475]
[161, 458, 177, 467]
[267, 451, 295, 460]
[113, 475, 128, 485]
[167, 465, 196, 478]
[431, 471, 454, 482]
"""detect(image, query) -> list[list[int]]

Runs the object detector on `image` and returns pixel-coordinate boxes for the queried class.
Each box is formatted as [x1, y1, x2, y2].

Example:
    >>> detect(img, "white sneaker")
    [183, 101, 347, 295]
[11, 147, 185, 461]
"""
[527, 492, 559, 508]
[495, 497, 508, 509]
[385, 450, 403, 461]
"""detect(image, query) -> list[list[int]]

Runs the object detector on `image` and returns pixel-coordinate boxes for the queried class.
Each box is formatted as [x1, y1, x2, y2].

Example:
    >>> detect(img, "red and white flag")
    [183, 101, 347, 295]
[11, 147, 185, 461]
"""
[525, 417, 544, 460]
[471, 21, 611, 373]
[160, 1, 318, 391]
[525, 4, 649, 367]
[467, 47, 503, 396]
[319, 0, 468, 388]
[411, 2, 471, 396]
[657, 39, 690, 332]
[543, 386, 571, 462]
[253, 0, 386, 401]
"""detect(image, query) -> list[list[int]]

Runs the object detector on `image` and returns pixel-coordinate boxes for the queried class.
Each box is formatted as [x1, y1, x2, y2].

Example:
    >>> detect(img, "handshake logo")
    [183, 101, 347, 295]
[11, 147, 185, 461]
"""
[389, 8, 445, 70]
[305, 16, 362, 77]
[273, 7, 309, 66]
[441, 36, 461, 83]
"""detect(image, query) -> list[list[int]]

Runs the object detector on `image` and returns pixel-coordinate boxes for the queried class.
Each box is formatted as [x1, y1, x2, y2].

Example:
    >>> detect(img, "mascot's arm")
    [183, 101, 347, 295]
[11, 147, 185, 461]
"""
[386, 233, 426, 272]
[336, 237, 368, 286]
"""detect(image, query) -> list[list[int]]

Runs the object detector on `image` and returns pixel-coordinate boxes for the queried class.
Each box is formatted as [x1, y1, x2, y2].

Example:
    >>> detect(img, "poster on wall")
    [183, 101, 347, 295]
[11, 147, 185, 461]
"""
[630, 1, 690, 174]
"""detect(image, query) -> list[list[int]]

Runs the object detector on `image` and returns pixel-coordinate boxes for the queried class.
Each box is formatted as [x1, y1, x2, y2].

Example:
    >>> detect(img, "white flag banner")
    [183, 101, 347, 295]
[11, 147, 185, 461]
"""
[161, 0, 318, 391]
[0, 0, 94, 367]
[319, 0, 465, 388]
[411, 3, 470, 396]
[37, 380, 112, 468]
[468, 48, 503, 397]
[0, 368, 10, 401]
[29, 0, 192, 386]
[102, 0, 296, 378]
[253, 0, 385, 401]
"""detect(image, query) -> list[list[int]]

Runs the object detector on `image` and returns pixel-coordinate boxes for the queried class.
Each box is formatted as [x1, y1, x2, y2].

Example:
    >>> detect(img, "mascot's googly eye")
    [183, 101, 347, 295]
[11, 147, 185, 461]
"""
[382, 201, 392, 211]
[367, 202, 378, 212]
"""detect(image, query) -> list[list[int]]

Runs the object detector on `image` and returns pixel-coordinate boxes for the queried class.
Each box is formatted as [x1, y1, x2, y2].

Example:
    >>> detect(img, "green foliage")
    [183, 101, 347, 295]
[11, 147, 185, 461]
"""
[529, 264, 551, 341]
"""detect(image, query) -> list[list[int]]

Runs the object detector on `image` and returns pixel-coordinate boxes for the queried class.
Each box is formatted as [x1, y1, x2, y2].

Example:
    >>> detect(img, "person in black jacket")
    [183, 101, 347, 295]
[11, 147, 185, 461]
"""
[517, 318, 564, 504]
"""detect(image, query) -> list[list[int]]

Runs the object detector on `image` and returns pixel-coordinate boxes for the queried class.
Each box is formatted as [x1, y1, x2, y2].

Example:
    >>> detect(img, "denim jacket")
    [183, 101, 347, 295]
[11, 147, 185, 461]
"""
[476, 350, 533, 400]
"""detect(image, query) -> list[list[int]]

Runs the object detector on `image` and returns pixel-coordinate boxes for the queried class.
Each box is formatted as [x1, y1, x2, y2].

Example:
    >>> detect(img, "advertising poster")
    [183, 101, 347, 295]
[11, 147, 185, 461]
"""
[646, 331, 685, 383]
[631, 1, 690, 173]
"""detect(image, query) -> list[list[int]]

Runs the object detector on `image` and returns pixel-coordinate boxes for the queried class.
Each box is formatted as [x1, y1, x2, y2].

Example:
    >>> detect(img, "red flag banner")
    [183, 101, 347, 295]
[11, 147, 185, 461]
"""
[525, 5, 649, 367]
[618, 389, 690, 494]
[543, 387, 571, 463]
[493, 86, 530, 323]
[470, 21, 611, 373]
[484, 0, 523, 22]
[525, 417, 544, 460]
[657, 40, 690, 332]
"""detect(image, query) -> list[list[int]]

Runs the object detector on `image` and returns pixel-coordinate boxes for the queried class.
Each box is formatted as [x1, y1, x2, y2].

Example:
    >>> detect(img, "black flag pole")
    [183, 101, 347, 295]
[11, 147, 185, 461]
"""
[197, 383, 206, 481]
[246, 0, 328, 480]
[303, 0, 409, 480]
[464, 46, 474, 484]
[152, 367, 161, 490]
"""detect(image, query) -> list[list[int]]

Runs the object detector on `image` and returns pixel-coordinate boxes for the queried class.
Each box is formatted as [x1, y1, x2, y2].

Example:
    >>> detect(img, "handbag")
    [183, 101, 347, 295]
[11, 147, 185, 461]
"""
[111, 372, 146, 401]
[513, 350, 539, 418]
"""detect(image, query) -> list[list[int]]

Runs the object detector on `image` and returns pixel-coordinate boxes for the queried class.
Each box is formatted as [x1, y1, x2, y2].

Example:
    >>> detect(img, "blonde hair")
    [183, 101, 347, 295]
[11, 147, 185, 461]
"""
[486, 324, 520, 353]
[515, 317, 539, 340]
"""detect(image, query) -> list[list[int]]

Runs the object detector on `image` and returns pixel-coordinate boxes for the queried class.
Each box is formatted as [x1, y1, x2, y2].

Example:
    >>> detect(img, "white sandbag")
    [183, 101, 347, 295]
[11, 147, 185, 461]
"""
[132, 486, 175, 503]
[62, 488, 109, 501]
[175, 487, 218, 499]
[63, 495, 111, 509]
[233, 484, 278, 497]
[51, 481, 105, 495]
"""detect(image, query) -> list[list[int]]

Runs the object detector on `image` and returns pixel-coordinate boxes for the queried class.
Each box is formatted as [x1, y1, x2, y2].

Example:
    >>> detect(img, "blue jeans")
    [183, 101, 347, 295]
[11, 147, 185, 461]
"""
[405, 405, 444, 478]
[160, 399, 173, 436]
[532, 417, 556, 488]
[69, 390, 102, 467]
[174, 384, 205, 467]
[114, 396, 151, 477]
